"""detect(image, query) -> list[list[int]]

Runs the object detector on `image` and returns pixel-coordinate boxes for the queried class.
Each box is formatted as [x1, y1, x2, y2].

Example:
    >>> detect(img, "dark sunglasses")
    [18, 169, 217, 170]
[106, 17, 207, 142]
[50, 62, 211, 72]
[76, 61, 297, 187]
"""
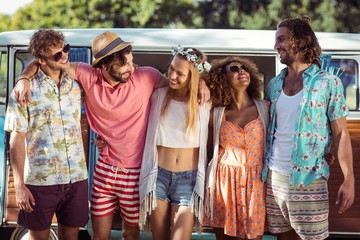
[52, 44, 70, 62]
[229, 65, 249, 73]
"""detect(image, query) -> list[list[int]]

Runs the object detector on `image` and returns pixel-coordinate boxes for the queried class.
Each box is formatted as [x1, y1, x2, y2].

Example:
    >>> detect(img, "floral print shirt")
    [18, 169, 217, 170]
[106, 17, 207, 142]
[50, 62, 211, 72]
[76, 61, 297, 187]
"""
[262, 64, 348, 187]
[5, 69, 88, 185]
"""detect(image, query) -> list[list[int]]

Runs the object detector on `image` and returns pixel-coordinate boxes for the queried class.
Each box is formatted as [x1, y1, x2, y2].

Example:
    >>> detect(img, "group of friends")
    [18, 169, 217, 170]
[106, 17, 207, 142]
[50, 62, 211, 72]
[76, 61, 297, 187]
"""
[5, 16, 355, 240]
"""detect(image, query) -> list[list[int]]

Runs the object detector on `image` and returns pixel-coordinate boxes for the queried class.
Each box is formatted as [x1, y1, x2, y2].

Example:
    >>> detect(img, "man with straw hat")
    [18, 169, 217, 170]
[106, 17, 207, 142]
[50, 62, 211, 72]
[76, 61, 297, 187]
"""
[15, 30, 209, 240]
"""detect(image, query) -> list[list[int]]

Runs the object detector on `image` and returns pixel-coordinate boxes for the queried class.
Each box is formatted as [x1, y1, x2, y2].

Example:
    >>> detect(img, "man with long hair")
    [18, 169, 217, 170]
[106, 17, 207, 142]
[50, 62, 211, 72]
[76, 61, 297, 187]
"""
[263, 16, 355, 240]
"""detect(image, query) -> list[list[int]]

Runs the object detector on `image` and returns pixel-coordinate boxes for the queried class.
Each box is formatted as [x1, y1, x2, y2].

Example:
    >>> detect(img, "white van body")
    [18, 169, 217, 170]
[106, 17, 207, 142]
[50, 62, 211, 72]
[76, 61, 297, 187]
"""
[0, 28, 359, 239]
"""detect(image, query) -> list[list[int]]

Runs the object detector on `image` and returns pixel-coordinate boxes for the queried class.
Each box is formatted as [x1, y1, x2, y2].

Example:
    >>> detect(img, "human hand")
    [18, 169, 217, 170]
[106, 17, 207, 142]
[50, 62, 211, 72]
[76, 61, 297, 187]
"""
[336, 178, 355, 214]
[323, 152, 335, 166]
[198, 79, 210, 105]
[94, 136, 107, 150]
[15, 184, 35, 212]
[14, 79, 31, 107]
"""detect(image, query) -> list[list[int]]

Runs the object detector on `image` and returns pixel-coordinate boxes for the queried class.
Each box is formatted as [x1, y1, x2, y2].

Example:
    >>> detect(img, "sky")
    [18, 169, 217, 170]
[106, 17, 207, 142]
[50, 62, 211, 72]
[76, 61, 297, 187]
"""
[0, 0, 33, 15]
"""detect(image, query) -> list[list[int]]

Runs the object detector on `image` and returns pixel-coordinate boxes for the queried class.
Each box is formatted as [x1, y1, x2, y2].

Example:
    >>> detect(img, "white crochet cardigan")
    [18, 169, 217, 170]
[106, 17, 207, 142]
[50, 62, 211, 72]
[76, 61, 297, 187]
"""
[204, 99, 269, 220]
[139, 87, 211, 230]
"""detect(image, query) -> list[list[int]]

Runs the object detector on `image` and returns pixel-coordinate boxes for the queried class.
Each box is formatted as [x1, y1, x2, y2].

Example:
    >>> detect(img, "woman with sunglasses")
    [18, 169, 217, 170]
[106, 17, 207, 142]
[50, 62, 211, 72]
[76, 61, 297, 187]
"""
[203, 56, 269, 240]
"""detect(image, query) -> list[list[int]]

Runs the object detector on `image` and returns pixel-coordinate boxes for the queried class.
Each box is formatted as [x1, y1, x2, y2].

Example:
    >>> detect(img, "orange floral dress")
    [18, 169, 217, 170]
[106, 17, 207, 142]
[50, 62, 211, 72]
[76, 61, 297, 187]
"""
[204, 115, 265, 238]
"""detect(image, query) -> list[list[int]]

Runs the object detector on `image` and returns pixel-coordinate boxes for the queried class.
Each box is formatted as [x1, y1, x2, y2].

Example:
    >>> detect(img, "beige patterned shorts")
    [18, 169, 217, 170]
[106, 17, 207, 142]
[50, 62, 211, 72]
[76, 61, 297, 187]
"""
[265, 170, 329, 240]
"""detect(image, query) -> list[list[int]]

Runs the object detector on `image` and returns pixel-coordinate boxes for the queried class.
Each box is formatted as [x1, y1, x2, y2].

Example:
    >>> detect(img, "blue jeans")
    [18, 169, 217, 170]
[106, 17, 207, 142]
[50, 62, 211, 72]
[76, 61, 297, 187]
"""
[156, 167, 197, 206]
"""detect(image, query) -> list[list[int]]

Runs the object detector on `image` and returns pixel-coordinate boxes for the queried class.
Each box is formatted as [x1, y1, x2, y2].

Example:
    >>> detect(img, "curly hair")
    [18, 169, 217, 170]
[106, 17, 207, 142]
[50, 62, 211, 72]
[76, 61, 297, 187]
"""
[278, 16, 322, 67]
[28, 29, 65, 60]
[203, 56, 263, 108]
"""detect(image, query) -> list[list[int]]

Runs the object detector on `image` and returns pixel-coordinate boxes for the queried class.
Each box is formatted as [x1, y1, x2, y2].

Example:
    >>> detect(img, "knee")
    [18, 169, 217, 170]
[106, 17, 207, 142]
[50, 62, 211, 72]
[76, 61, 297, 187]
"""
[122, 225, 139, 240]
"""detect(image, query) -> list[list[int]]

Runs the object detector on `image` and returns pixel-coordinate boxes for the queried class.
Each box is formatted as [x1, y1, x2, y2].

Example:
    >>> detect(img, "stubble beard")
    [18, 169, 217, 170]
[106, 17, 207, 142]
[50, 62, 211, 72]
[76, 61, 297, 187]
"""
[109, 68, 131, 83]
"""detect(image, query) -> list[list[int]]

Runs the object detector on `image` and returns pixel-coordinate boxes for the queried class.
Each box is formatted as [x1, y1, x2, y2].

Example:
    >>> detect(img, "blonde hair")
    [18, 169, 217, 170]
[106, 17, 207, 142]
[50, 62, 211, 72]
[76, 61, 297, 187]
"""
[162, 47, 207, 138]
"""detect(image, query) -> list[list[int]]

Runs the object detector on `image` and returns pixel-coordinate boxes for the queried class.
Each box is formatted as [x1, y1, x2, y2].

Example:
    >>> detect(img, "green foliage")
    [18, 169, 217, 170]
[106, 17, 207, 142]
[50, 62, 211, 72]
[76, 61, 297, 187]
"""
[0, 0, 359, 32]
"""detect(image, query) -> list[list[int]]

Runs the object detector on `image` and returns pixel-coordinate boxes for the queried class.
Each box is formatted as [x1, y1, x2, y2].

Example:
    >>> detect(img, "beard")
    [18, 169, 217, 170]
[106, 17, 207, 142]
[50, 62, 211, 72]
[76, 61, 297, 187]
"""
[279, 50, 295, 66]
[108, 67, 131, 83]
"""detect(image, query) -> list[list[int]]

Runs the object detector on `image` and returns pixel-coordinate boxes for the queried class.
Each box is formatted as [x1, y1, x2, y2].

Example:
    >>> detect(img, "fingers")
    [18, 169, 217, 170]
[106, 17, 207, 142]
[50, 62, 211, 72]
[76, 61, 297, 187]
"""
[25, 92, 32, 104]
[17, 199, 33, 212]
[336, 190, 354, 214]
[198, 94, 205, 105]
[94, 138, 106, 148]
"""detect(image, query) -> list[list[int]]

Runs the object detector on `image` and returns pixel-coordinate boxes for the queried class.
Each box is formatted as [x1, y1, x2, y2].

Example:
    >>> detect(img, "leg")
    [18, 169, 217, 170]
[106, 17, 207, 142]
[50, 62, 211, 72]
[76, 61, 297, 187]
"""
[122, 221, 140, 240]
[90, 161, 123, 240]
[28, 229, 50, 240]
[91, 214, 114, 240]
[57, 223, 80, 240]
[56, 180, 88, 240]
[265, 170, 294, 236]
[149, 199, 171, 240]
[170, 205, 194, 240]
[276, 229, 302, 240]
[213, 227, 228, 240]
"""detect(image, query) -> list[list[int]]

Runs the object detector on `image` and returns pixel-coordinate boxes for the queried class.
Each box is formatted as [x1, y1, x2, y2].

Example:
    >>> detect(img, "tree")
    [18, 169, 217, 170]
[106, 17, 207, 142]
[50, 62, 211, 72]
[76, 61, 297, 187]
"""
[0, 0, 359, 33]
[0, 14, 11, 32]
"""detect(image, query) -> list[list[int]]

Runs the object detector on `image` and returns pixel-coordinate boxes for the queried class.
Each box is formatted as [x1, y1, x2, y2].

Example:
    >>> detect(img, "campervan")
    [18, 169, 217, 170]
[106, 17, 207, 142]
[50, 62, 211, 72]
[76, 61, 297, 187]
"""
[0, 28, 359, 239]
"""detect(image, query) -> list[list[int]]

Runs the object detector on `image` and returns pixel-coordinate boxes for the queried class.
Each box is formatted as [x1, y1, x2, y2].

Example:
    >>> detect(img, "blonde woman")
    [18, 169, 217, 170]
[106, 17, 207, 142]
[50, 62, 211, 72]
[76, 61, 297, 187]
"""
[138, 46, 211, 240]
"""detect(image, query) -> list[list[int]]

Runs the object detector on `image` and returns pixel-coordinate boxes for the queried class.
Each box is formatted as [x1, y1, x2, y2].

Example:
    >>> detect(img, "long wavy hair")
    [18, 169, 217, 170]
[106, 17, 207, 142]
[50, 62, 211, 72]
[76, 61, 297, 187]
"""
[203, 56, 263, 108]
[162, 47, 207, 137]
[278, 16, 322, 67]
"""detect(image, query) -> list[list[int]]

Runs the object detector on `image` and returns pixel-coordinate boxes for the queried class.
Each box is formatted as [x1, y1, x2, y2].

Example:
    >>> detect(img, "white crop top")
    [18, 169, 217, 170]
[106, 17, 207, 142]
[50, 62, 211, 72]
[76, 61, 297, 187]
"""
[157, 99, 200, 148]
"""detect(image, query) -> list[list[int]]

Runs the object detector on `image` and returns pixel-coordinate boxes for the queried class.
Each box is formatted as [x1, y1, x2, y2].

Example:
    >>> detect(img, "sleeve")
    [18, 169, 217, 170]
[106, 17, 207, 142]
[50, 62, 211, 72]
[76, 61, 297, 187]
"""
[75, 62, 99, 90]
[4, 92, 29, 133]
[327, 75, 349, 121]
[140, 67, 162, 91]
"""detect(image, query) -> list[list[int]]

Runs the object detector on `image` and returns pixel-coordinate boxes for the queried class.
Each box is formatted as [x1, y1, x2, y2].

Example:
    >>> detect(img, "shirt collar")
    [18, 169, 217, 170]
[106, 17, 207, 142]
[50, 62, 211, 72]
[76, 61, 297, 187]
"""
[34, 68, 72, 86]
[279, 63, 320, 81]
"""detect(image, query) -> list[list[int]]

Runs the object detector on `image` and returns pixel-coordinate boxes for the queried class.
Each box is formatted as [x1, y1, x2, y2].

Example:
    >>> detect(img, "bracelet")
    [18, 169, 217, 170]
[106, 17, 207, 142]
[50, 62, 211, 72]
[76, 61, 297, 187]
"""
[15, 77, 30, 85]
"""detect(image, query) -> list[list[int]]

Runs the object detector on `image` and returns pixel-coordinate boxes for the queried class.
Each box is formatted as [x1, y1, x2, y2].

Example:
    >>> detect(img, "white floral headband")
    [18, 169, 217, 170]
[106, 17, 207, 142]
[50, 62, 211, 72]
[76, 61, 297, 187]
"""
[171, 45, 211, 73]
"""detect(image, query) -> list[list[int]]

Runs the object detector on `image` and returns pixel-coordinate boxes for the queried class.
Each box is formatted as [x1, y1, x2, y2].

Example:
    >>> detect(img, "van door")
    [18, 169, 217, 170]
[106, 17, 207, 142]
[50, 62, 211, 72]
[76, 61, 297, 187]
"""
[327, 55, 360, 235]
[0, 47, 8, 227]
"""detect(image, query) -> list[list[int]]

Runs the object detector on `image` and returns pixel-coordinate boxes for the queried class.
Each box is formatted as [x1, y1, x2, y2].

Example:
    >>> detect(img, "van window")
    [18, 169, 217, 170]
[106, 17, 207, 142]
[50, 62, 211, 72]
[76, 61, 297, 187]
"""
[329, 59, 358, 110]
[14, 51, 34, 81]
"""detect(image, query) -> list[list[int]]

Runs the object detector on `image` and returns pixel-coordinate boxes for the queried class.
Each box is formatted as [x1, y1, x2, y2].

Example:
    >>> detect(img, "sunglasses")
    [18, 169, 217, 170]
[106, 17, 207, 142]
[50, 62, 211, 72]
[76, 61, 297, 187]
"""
[52, 44, 70, 62]
[229, 65, 249, 73]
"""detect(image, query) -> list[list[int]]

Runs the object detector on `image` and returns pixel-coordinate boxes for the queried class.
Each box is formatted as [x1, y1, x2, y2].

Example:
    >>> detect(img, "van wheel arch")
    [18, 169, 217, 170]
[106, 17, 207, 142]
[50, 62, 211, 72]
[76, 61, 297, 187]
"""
[10, 227, 58, 240]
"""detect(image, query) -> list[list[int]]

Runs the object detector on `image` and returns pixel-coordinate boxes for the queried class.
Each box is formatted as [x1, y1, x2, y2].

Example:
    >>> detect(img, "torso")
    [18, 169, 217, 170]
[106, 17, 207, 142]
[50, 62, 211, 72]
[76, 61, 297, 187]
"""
[225, 102, 258, 129]
[283, 73, 304, 96]
[156, 97, 200, 172]
[157, 146, 199, 171]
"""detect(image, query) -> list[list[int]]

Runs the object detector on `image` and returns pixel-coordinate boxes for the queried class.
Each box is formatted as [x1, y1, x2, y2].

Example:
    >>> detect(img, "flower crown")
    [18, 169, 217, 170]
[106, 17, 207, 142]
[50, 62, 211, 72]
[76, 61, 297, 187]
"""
[171, 45, 211, 73]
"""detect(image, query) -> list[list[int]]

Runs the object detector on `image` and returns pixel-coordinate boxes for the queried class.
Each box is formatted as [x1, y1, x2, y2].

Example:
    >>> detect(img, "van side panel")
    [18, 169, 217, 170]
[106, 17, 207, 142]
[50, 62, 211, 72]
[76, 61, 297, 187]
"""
[328, 119, 360, 234]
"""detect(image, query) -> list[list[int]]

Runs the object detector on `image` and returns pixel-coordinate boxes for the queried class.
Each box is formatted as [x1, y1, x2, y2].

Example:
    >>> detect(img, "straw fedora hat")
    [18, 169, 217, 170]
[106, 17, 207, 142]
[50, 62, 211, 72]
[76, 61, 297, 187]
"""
[92, 31, 133, 66]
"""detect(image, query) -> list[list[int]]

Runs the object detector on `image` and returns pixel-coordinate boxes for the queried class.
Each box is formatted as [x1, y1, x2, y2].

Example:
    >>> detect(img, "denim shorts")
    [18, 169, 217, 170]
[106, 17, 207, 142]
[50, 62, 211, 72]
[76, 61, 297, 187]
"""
[156, 167, 197, 206]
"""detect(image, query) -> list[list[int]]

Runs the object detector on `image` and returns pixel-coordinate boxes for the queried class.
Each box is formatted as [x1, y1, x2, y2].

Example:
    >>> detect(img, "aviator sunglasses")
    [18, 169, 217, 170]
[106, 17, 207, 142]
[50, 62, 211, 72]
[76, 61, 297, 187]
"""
[229, 65, 249, 73]
[51, 44, 70, 62]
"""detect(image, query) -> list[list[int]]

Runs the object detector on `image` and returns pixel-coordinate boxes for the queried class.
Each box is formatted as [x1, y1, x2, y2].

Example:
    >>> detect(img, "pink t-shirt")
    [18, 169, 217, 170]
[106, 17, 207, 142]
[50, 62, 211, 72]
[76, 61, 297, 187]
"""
[76, 63, 160, 168]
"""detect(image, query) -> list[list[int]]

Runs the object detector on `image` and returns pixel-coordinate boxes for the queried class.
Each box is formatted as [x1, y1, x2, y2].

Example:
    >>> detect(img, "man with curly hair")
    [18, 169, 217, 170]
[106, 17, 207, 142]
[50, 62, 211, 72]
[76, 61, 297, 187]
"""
[4, 29, 88, 240]
[263, 16, 355, 240]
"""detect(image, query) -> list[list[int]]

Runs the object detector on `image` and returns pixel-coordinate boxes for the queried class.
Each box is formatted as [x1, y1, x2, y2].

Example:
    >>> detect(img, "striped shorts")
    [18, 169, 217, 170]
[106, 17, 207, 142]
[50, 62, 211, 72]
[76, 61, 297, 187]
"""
[265, 170, 329, 240]
[90, 159, 140, 227]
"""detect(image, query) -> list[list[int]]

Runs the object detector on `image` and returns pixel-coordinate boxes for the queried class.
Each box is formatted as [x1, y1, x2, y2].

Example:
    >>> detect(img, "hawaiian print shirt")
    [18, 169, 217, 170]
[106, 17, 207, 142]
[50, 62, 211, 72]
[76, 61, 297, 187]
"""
[262, 64, 349, 187]
[4, 69, 88, 185]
